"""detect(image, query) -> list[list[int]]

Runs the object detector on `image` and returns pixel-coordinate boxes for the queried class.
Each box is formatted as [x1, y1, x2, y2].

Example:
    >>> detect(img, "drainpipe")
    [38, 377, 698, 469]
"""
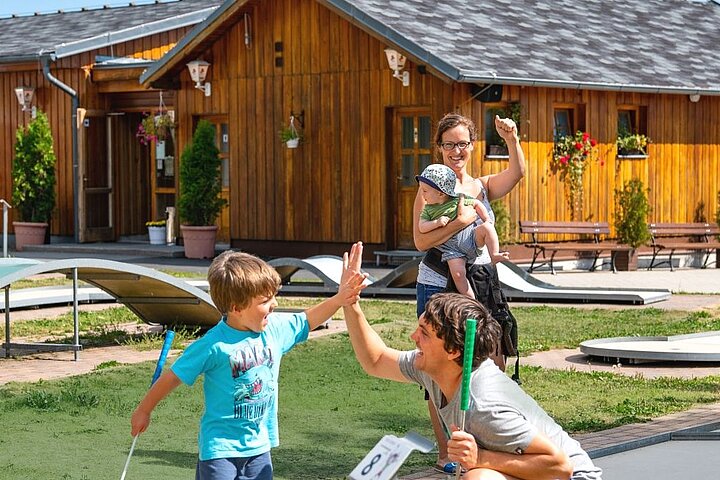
[41, 54, 79, 243]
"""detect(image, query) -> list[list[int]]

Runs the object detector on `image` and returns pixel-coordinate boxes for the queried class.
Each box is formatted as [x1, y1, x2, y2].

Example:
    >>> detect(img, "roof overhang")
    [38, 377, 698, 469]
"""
[319, 0, 459, 82]
[458, 72, 720, 96]
[140, 0, 250, 88]
[54, 7, 217, 59]
[324, 0, 720, 96]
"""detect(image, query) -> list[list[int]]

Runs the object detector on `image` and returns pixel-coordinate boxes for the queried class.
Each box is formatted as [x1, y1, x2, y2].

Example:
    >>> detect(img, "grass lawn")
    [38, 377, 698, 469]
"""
[0, 298, 719, 478]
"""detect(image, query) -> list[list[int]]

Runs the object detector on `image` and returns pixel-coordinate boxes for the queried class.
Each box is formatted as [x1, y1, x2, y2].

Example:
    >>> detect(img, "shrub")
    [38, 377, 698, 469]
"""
[177, 120, 227, 226]
[12, 111, 57, 223]
[614, 178, 651, 248]
[490, 199, 513, 245]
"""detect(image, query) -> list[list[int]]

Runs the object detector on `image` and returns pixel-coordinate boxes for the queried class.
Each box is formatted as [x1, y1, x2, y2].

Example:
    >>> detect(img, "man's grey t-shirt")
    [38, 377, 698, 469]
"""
[399, 353, 602, 480]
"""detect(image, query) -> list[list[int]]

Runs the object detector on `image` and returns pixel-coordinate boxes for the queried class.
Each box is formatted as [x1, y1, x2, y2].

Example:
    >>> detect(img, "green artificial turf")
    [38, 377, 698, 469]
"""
[0, 299, 719, 478]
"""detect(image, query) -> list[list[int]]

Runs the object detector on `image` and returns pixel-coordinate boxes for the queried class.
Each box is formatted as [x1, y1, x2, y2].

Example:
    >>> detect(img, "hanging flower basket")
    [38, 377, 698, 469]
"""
[137, 111, 176, 145]
[136, 92, 176, 145]
[551, 131, 600, 219]
[279, 115, 302, 148]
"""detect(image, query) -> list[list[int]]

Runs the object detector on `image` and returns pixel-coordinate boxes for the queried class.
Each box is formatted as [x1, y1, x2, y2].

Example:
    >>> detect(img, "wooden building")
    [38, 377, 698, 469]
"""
[2, 0, 720, 258]
[0, 0, 223, 242]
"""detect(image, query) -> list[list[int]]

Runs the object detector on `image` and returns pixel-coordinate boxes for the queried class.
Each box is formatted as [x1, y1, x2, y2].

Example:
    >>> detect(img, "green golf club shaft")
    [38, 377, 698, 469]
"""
[456, 318, 477, 480]
[460, 318, 477, 410]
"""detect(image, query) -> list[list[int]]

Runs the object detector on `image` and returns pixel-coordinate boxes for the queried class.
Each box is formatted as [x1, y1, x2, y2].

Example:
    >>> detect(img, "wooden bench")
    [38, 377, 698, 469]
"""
[647, 223, 720, 271]
[519, 221, 633, 274]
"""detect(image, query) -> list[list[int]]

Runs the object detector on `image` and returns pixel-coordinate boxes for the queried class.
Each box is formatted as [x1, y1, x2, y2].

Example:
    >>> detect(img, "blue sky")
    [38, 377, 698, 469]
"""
[0, 1, 160, 16]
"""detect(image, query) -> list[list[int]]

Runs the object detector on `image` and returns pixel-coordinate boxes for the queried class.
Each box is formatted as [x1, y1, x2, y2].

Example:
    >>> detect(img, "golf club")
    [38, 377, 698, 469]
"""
[456, 318, 477, 480]
[120, 329, 175, 480]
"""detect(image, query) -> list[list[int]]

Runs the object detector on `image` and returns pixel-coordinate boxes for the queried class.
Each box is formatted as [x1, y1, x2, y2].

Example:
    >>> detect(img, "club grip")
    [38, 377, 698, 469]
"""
[151, 330, 176, 386]
[460, 319, 477, 411]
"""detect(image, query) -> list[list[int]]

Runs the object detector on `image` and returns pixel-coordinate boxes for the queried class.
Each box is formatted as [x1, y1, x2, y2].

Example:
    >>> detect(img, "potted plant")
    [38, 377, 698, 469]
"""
[11, 110, 56, 251]
[614, 178, 652, 270]
[616, 132, 651, 157]
[551, 130, 600, 220]
[279, 125, 302, 148]
[136, 110, 176, 145]
[145, 219, 167, 245]
[177, 119, 227, 259]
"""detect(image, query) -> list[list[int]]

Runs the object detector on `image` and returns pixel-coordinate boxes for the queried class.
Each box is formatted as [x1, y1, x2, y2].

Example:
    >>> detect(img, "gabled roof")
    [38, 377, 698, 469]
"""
[328, 0, 720, 94]
[0, 0, 223, 62]
[145, 0, 720, 95]
[141, 0, 250, 86]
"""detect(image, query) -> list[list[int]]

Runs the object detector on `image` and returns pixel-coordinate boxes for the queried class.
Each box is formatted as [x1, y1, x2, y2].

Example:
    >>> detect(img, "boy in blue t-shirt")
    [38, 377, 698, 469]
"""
[130, 250, 367, 479]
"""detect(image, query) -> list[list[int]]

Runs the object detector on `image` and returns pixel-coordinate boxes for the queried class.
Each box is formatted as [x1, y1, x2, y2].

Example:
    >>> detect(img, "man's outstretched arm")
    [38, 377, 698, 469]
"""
[341, 242, 408, 383]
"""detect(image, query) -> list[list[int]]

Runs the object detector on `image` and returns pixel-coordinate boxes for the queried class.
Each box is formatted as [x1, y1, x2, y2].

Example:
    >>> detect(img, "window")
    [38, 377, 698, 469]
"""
[553, 109, 573, 140]
[618, 110, 634, 136]
[617, 106, 649, 156]
[553, 105, 586, 142]
[484, 102, 521, 157]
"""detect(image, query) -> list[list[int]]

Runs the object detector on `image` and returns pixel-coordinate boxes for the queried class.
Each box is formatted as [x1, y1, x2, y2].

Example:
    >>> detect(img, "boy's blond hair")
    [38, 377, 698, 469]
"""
[207, 251, 281, 314]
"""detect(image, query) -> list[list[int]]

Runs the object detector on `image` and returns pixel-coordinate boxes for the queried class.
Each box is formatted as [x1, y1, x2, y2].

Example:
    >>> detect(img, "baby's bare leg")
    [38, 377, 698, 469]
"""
[474, 223, 509, 264]
[448, 258, 474, 299]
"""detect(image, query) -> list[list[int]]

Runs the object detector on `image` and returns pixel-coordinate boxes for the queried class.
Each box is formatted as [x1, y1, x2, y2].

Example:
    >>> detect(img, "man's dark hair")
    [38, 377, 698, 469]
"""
[423, 293, 501, 368]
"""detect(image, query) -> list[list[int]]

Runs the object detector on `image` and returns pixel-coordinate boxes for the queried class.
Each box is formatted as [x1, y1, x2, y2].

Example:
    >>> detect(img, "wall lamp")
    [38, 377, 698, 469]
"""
[14, 86, 36, 116]
[186, 59, 211, 97]
[689, 93, 701, 103]
[384, 48, 410, 87]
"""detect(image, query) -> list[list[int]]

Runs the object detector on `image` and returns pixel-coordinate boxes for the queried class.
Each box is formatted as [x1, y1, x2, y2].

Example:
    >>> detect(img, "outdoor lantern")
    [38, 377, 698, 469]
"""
[384, 48, 410, 87]
[14, 86, 35, 111]
[186, 59, 211, 96]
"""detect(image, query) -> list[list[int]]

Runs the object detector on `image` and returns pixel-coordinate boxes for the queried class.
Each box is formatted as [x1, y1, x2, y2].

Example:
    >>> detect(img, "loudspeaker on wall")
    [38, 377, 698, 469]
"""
[471, 84, 503, 103]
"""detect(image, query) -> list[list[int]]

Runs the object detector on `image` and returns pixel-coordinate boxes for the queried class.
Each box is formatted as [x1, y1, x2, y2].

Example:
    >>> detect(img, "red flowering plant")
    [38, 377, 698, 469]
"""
[551, 131, 600, 219]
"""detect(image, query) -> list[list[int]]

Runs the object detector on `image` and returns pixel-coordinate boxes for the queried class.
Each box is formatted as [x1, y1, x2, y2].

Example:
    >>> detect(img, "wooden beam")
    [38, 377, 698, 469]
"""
[97, 80, 151, 93]
[92, 67, 147, 82]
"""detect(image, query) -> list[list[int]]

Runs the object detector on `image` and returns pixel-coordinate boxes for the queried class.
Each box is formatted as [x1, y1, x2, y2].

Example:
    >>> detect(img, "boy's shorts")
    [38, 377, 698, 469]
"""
[196, 451, 272, 480]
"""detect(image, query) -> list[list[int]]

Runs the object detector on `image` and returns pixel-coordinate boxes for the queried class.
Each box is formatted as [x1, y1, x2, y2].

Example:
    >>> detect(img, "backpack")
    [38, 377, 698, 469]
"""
[423, 248, 521, 383]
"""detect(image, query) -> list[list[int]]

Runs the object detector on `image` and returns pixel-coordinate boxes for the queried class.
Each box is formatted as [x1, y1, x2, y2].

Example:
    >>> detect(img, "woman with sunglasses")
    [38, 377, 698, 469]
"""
[412, 112, 526, 474]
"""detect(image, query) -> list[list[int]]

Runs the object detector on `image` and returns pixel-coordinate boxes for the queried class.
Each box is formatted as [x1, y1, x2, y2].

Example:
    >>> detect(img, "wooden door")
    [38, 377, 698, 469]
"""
[393, 108, 433, 249]
[78, 111, 114, 242]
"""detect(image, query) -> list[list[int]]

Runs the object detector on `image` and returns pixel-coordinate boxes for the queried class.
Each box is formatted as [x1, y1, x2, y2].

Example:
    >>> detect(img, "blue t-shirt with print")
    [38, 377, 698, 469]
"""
[171, 312, 309, 461]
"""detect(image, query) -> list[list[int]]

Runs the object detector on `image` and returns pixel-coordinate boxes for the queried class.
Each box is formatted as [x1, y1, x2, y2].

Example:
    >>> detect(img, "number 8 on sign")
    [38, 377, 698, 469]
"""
[348, 435, 412, 480]
[361, 454, 381, 475]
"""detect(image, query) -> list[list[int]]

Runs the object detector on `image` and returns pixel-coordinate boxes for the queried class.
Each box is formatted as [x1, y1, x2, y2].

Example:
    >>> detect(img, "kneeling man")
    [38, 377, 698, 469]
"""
[341, 242, 602, 480]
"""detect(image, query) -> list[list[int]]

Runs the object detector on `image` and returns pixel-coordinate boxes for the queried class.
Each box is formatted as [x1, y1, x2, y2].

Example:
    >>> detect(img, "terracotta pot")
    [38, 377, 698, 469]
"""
[614, 249, 638, 271]
[13, 221, 48, 251]
[180, 225, 218, 259]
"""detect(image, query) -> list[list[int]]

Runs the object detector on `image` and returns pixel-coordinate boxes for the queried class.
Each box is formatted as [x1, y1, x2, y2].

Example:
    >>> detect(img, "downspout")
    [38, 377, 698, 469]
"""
[41, 53, 79, 243]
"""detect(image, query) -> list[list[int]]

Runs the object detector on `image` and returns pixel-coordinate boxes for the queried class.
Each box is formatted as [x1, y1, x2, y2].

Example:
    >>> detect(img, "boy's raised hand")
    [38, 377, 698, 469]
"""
[338, 241, 369, 305]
